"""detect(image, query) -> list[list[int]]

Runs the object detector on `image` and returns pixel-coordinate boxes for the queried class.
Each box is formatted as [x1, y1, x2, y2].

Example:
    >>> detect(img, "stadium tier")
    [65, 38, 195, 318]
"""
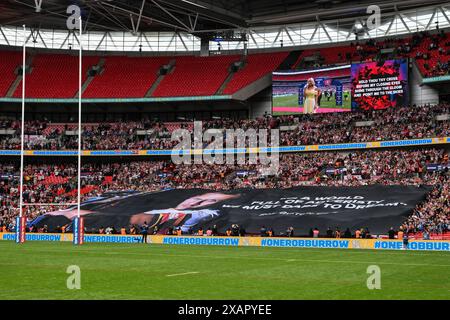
[12, 54, 99, 98]
[0, 51, 22, 97]
[83, 56, 171, 98]
[0, 104, 448, 150]
[292, 32, 450, 78]
[0, 51, 288, 98]
[222, 52, 290, 94]
[0, 33, 448, 100]
[0, 148, 448, 236]
[152, 55, 240, 97]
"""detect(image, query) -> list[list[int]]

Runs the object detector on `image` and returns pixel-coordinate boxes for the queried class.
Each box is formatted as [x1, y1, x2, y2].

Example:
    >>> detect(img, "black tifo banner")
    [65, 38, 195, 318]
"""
[33, 186, 431, 235]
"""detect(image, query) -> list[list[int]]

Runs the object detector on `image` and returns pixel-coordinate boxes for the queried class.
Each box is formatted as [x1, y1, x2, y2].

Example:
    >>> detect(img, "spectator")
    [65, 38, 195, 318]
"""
[388, 227, 396, 239]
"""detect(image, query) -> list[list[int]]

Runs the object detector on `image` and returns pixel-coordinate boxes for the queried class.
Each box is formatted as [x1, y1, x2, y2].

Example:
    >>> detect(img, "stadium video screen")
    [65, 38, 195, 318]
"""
[272, 66, 352, 115]
[351, 59, 409, 111]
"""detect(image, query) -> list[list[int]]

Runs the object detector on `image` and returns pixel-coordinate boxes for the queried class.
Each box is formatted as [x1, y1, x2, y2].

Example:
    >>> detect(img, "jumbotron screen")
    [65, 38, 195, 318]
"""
[272, 65, 352, 115]
[351, 59, 409, 111]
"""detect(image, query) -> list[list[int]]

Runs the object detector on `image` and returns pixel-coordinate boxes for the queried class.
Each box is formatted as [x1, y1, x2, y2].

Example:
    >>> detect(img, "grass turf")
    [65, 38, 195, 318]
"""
[0, 241, 449, 300]
[272, 93, 351, 115]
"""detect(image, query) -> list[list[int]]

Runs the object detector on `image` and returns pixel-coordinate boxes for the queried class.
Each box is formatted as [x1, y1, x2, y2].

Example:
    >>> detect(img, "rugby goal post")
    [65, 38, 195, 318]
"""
[17, 19, 84, 245]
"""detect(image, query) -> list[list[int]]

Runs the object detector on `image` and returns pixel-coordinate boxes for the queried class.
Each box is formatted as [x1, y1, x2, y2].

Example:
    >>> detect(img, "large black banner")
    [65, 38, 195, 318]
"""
[32, 186, 431, 235]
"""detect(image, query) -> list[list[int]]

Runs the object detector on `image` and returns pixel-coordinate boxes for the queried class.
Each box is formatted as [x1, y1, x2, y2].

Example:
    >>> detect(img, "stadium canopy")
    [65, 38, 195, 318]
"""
[0, 0, 449, 52]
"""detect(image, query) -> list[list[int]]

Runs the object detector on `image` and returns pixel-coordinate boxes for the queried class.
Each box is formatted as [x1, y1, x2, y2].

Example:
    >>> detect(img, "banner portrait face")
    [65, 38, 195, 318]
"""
[34, 186, 430, 234]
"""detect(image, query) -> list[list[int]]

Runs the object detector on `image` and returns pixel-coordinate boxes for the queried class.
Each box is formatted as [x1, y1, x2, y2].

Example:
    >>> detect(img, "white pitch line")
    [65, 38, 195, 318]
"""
[166, 271, 199, 277]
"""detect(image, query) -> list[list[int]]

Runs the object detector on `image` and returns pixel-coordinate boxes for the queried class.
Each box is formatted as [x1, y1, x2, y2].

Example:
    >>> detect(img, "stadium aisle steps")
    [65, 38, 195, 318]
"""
[0, 51, 22, 97]
[223, 52, 289, 94]
[12, 53, 100, 98]
[145, 59, 176, 97]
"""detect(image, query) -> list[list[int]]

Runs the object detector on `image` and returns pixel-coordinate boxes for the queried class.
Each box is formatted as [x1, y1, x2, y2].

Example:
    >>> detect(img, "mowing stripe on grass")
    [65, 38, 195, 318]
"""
[9, 247, 450, 268]
[166, 271, 199, 277]
[5, 242, 450, 257]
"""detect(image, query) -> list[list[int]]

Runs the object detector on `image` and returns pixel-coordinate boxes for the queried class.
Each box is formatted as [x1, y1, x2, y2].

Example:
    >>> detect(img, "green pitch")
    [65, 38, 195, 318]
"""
[273, 92, 351, 116]
[1, 241, 449, 300]
[273, 94, 299, 107]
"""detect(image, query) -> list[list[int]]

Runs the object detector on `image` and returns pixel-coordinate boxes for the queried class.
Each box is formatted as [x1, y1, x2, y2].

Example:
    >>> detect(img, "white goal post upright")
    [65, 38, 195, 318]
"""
[77, 16, 82, 220]
[16, 25, 27, 244]
[73, 16, 84, 245]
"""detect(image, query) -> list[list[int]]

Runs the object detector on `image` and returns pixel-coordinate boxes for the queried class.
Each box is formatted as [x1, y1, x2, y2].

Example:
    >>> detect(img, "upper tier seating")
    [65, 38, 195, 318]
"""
[83, 56, 171, 98]
[222, 52, 289, 94]
[164, 122, 194, 132]
[1, 32, 448, 99]
[0, 51, 22, 96]
[414, 36, 450, 77]
[273, 68, 350, 81]
[152, 55, 240, 97]
[292, 46, 357, 68]
[293, 33, 450, 78]
[12, 54, 99, 98]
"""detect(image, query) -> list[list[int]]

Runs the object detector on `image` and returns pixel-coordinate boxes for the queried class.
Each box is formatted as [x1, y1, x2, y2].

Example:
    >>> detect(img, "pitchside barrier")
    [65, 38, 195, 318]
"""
[1, 233, 449, 251]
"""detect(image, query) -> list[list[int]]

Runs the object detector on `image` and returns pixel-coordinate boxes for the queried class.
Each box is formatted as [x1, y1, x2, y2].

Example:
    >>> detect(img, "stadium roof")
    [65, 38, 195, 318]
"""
[1, 0, 447, 34]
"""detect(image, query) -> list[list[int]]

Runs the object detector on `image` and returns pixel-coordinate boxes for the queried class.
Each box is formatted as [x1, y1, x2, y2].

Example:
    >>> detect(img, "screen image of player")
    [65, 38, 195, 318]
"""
[272, 65, 351, 115]
[351, 59, 409, 111]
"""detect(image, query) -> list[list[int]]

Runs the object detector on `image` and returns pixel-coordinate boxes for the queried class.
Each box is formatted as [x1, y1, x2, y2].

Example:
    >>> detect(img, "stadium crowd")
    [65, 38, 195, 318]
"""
[0, 103, 449, 150]
[0, 148, 448, 235]
[299, 30, 450, 78]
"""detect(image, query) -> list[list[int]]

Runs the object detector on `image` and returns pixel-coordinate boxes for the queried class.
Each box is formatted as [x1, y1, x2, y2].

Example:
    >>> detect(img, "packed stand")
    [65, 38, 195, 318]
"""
[0, 104, 449, 151]
[0, 148, 448, 233]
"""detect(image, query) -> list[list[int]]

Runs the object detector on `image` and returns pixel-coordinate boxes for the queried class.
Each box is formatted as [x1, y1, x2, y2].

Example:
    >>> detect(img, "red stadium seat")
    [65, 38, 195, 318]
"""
[223, 52, 289, 94]
[83, 56, 171, 98]
[152, 55, 240, 97]
[0, 51, 22, 96]
[12, 53, 99, 98]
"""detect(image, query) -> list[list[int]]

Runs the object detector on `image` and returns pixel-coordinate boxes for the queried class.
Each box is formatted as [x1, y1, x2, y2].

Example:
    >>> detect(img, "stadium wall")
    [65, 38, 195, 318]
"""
[411, 60, 440, 106]
[1, 233, 449, 251]
[249, 88, 272, 118]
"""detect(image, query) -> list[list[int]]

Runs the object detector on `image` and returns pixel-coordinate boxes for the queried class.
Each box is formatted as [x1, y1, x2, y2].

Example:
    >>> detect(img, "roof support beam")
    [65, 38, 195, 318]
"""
[58, 30, 71, 49]
[177, 32, 188, 50]
[100, 1, 192, 32]
[397, 13, 411, 33]
[94, 3, 131, 31]
[131, 0, 147, 35]
[159, 0, 245, 28]
[308, 24, 318, 44]
[284, 27, 294, 45]
[151, 0, 192, 32]
[425, 8, 437, 30]
[316, 16, 332, 42]
[0, 26, 10, 46]
[401, 13, 426, 29]
[12, 0, 118, 31]
[384, 15, 396, 35]
[34, 0, 43, 13]
[439, 6, 450, 25]
[188, 13, 199, 31]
